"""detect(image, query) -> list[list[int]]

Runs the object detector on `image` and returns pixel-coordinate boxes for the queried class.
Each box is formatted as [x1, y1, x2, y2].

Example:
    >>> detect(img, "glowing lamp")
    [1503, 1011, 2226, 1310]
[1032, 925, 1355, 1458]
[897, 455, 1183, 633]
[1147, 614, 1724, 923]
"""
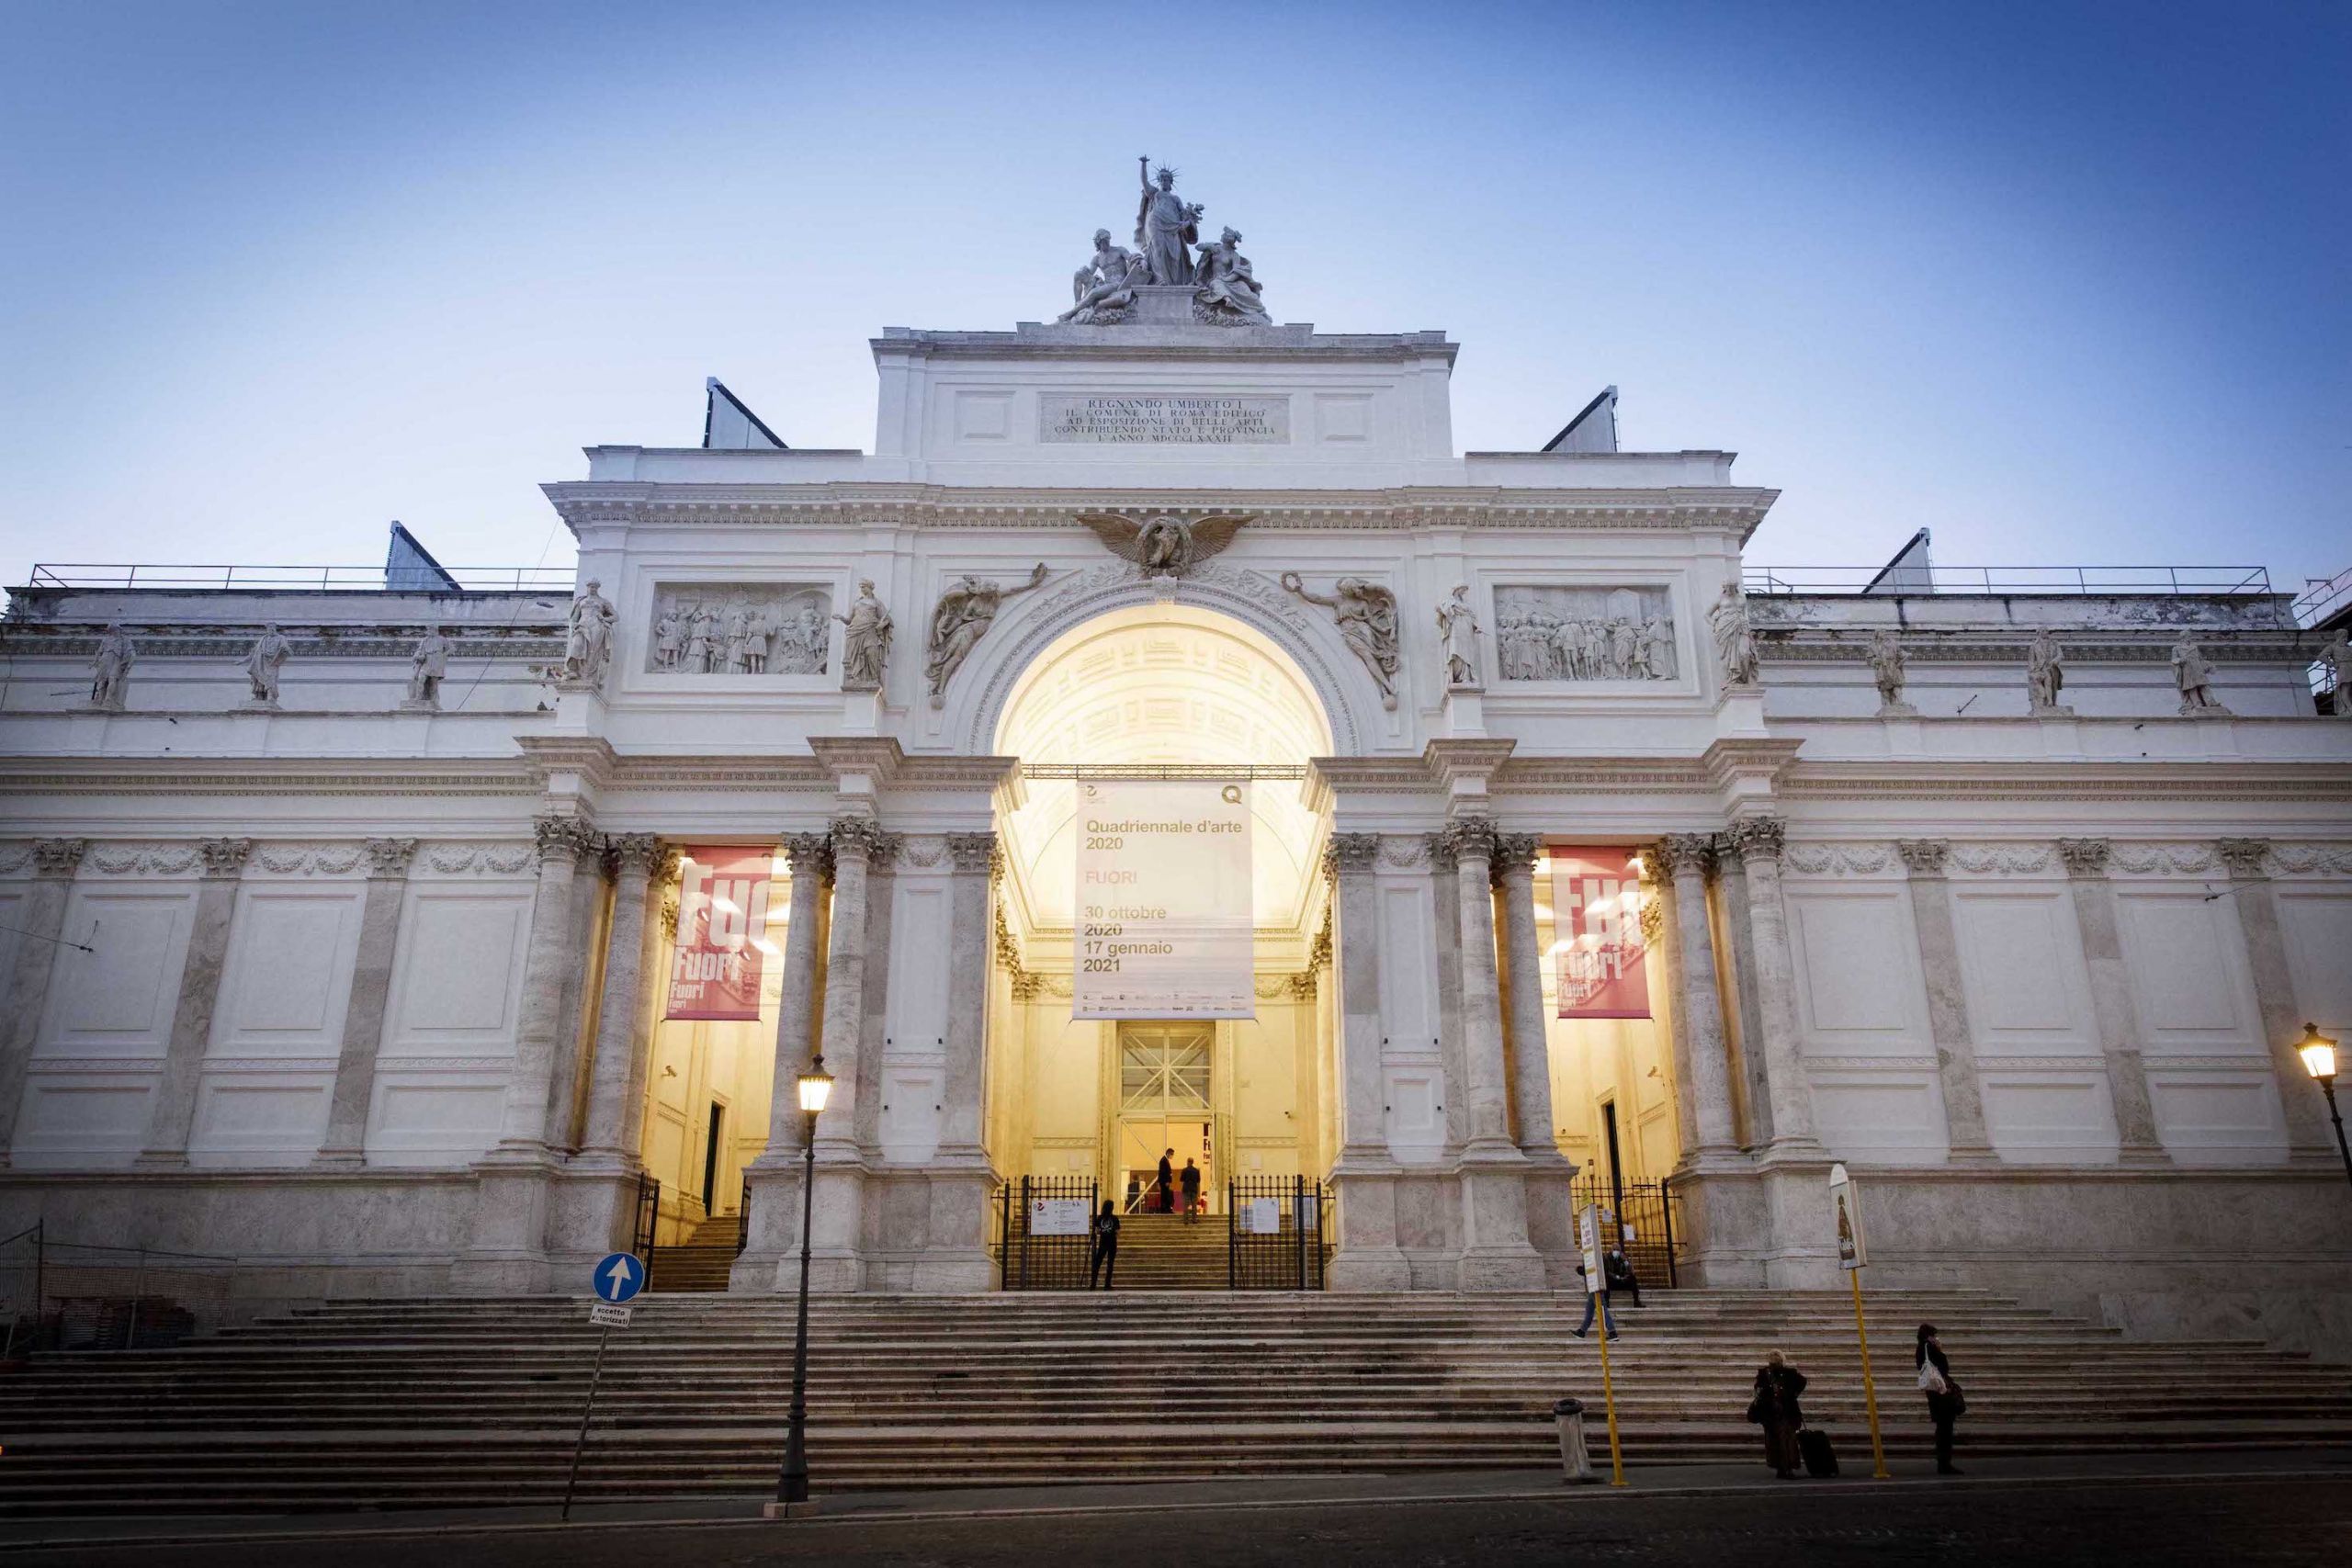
[797, 1058, 836, 1114]
[2296, 1023, 2338, 1085]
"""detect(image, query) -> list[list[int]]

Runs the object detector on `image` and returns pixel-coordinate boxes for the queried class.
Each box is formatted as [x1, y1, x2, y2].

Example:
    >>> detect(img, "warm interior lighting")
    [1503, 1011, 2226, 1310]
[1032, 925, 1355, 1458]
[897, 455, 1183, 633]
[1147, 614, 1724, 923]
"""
[797, 1058, 835, 1113]
[2296, 1023, 2338, 1084]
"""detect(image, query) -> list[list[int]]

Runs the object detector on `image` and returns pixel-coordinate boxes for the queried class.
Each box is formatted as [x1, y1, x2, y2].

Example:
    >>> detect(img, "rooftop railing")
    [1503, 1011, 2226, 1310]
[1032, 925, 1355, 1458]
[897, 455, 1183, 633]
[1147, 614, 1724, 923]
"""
[2292, 567, 2352, 628]
[1741, 565, 2274, 597]
[24, 563, 577, 592]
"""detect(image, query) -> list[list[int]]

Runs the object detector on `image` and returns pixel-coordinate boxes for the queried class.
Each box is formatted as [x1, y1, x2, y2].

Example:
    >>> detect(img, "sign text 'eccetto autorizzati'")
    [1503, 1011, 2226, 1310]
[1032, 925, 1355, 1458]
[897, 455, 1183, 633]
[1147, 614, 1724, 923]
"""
[1042, 394, 1290, 445]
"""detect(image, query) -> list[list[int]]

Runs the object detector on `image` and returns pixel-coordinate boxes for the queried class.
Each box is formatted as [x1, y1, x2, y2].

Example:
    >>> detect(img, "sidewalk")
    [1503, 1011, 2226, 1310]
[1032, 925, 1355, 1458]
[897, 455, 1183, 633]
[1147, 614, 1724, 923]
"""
[1, 1448, 2346, 1554]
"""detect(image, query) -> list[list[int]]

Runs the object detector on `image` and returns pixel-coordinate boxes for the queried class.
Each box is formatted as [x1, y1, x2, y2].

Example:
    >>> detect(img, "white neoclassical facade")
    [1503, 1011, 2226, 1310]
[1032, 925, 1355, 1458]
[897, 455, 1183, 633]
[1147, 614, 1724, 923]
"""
[3, 269, 2349, 1349]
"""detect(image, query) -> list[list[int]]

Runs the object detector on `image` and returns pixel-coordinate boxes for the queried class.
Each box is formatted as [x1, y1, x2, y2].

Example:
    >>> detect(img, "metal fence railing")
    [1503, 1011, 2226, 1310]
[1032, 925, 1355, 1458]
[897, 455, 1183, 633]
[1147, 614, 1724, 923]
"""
[998, 1176, 1099, 1291]
[1569, 1178, 1681, 1291]
[0, 1223, 238, 1353]
[1742, 565, 2274, 598]
[25, 563, 577, 593]
[1227, 1175, 1329, 1291]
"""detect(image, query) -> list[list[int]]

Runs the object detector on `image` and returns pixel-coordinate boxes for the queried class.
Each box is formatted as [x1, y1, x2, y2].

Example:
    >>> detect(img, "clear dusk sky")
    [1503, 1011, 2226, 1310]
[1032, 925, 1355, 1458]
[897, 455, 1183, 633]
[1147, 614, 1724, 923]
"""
[1, 1, 2345, 596]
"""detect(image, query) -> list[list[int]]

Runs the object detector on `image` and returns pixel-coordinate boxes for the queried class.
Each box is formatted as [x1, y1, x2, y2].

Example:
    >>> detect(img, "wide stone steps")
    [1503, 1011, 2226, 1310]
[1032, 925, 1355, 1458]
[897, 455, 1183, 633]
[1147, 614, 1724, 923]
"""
[3, 1290, 2345, 1514]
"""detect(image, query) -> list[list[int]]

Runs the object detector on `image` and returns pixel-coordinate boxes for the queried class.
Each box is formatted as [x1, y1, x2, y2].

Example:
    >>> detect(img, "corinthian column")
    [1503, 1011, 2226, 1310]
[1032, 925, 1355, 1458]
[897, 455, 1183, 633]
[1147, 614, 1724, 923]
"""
[1491, 834, 1562, 1161]
[1724, 817, 1820, 1155]
[806, 817, 888, 1292]
[1657, 833, 1740, 1160]
[136, 837, 251, 1168]
[1324, 832, 1410, 1291]
[314, 838, 418, 1168]
[911, 830, 1002, 1292]
[0, 840, 87, 1164]
[734, 832, 831, 1290]
[2057, 839, 2165, 1165]
[485, 815, 598, 1158]
[2218, 838, 2332, 1155]
[1897, 840, 1996, 1164]
[576, 834, 673, 1164]
[1443, 817, 1543, 1292]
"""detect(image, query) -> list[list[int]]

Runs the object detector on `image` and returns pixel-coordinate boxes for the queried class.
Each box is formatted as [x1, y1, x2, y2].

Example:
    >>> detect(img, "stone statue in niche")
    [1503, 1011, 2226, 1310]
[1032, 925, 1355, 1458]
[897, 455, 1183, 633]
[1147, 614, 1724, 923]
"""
[925, 565, 1050, 705]
[645, 585, 831, 675]
[836, 579, 893, 691]
[2024, 627, 2071, 716]
[562, 579, 616, 686]
[1708, 582, 1760, 689]
[1436, 584, 1484, 689]
[1281, 572, 1400, 710]
[406, 624, 450, 709]
[89, 623, 135, 711]
[1058, 230, 1143, 324]
[1192, 227, 1270, 326]
[1866, 629, 1915, 716]
[2172, 632, 2226, 716]
[1495, 586, 1677, 682]
[1136, 156, 1204, 285]
[1076, 512, 1252, 578]
[243, 623, 292, 705]
[2318, 629, 2352, 717]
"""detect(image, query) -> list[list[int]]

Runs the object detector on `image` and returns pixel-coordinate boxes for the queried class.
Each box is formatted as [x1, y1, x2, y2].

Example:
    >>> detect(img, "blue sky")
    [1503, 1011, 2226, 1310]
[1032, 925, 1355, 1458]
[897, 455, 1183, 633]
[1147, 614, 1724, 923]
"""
[2, 1, 2345, 594]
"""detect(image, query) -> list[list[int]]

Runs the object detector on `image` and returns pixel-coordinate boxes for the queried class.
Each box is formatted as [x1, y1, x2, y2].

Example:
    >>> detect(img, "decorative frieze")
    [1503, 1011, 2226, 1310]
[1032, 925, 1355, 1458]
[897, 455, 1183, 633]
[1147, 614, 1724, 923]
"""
[1493, 586, 1677, 682]
[251, 844, 368, 877]
[648, 583, 832, 675]
[2271, 843, 2352, 875]
[1947, 843, 2053, 876]
[1781, 842, 1893, 876]
[88, 844, 200, 876]
[2109, 843, 2219, 875]
[419, 843, 537, 877]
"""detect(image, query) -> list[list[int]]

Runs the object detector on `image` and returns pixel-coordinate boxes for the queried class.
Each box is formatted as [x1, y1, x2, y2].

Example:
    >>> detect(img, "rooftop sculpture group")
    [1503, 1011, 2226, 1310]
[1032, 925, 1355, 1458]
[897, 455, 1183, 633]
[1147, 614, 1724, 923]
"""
[1058, 158, 1270, 327]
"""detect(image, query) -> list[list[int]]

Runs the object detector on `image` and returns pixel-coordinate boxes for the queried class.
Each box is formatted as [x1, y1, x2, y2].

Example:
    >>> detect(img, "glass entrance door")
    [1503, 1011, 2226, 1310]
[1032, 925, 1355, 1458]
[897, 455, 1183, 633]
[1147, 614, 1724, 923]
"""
[1116, 1025, 1214, 1214]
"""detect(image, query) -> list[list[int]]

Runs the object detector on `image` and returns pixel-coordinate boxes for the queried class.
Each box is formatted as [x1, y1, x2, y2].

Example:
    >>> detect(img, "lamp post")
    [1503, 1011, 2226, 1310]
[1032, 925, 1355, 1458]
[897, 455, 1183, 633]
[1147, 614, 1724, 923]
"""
[770, 1055, 833, 1518]
[2295, 1023, 2351, 1191]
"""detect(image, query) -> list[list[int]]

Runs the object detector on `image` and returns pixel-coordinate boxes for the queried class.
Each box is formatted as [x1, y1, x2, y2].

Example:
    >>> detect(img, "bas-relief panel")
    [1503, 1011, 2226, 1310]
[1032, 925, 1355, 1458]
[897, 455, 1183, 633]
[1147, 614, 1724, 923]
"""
[1494, 586, 1678, 682]
[646, 583, 832, 675]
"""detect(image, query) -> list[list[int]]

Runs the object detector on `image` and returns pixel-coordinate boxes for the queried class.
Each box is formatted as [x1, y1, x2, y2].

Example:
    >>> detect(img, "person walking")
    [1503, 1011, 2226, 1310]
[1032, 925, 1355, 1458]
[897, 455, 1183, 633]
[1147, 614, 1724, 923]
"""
[1088, 1201, 1120, 1290]
[1571, 1261, 1619, 1339]
[1917, 1323, 1966, 1473]
[1748, 1349, 1809, 1479]
[1180, 1157, 1202, 1223]
[1158, 1149, 1175, 1214]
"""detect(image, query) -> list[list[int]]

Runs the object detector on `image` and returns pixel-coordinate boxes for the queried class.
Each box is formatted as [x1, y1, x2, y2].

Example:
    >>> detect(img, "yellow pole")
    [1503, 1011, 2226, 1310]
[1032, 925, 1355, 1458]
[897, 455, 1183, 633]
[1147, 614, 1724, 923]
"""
[1592, 1292, 1627, 1487]
[1849, 1268, 1891, 1480]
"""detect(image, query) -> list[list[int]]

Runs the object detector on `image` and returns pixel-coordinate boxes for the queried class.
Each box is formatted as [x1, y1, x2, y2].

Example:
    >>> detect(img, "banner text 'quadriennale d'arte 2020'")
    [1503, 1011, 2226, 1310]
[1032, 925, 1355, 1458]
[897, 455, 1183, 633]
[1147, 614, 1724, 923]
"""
[1073, 780, 1255, 1020]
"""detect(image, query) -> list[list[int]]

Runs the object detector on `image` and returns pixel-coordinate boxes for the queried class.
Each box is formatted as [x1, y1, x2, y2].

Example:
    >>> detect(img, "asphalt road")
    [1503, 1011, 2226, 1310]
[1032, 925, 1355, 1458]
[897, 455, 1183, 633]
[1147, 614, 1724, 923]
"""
[8, 1474, 2350, 1568]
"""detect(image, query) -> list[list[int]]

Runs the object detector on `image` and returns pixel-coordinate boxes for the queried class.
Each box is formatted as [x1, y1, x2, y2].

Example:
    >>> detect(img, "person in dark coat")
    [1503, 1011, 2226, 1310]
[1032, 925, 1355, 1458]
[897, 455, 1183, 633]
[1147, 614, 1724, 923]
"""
[1602, 1247, 1642, 1306]
[1158, 1150, 1175, 1214]
[1088, 1201, 1120, 1290]
[1180, 1158, 1202, 1223]
[1750, 1349, 1808, 1478]
[1917, 1323, 1965, 1473]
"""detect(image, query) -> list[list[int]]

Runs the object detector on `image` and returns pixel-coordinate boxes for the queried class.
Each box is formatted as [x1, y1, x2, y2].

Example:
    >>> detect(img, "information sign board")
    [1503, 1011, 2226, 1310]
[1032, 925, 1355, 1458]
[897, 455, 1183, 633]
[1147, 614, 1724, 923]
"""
[1830, 1162, 1868, 1270]
[1029, 1197, 1091, 1237]
[1074, 780, 1254, 1019]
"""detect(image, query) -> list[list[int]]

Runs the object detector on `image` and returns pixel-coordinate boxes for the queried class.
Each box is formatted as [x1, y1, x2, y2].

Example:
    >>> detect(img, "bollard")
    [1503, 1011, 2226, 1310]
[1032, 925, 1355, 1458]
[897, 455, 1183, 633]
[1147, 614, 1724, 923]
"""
[1553, 1396, 1597, 1483]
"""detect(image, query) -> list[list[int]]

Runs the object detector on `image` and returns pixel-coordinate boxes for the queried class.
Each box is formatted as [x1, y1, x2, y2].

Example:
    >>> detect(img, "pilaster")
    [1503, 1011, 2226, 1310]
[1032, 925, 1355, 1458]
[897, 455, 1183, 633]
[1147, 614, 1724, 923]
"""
[1724, 816, 1821, 1157]
[1896, 839, 1997, 1165]
[2057, 838, 2167, 1166]
[1442, 817, 1543, 1292]
[2217, 838, 2333, 1156]
[134, 837, 251, 1169]
[313, 838, 418, 1168]
[736, 833, 831, 1290]
[0, 839, 88, 1164]
[1323, 832, 1411, 1290]
[1656, 833, 1741, 1164]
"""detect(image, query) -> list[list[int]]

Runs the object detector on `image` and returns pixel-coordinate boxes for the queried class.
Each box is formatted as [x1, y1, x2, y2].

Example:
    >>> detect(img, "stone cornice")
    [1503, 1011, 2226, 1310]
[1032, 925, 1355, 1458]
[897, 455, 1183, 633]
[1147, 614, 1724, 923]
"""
[0, 757, 538, 798]
[1781, 760, 2352, 803]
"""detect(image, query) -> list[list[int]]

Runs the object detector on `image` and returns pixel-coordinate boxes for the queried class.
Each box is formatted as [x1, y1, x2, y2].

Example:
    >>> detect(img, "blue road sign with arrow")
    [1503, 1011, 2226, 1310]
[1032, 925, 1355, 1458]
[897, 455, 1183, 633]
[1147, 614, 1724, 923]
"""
[592, 1252, 645, 1303]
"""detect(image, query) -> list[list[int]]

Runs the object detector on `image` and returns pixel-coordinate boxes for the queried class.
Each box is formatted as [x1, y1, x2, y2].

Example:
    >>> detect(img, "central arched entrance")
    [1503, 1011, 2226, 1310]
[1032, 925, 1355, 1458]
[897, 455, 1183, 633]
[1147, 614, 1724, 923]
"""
[984, 604, 1340, 1239]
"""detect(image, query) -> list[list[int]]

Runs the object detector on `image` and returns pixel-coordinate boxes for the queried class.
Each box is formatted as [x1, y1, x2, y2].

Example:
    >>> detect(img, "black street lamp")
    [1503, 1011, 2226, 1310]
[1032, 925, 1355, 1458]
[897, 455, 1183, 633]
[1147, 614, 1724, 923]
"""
[768, 1055, 833, 1518]
[2295, 1024, 2351, 1191]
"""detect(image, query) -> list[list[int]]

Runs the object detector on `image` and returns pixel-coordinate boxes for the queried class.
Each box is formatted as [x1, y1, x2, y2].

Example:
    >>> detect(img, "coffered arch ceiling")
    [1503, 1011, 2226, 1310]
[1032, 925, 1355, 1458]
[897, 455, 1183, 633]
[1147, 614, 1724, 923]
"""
[994, 604, 1332, 935]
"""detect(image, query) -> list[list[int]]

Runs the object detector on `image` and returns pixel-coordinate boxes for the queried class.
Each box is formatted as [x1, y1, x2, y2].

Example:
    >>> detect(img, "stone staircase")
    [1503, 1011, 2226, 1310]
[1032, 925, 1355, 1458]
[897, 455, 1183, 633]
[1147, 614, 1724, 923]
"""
[1097, 1212, 1238, 1290]
[646, 1213, 742, 1293]
[0, 1290, 2346, 1515]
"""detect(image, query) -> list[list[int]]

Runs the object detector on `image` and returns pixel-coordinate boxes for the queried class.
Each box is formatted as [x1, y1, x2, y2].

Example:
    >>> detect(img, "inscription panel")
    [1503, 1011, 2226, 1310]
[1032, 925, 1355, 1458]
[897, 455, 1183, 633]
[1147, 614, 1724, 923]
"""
[1042, 394, 1290, 446]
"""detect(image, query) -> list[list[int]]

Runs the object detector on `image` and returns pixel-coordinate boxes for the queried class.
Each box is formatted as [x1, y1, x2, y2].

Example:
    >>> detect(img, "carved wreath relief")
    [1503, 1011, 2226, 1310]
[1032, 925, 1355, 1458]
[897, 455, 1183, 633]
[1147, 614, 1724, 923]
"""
[647, 584, 832, 676]
[1494, 586, 1677, 682]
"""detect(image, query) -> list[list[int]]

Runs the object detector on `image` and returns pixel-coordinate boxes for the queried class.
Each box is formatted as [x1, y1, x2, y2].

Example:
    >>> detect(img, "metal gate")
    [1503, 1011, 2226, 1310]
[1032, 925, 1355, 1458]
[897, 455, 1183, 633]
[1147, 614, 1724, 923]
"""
[1227, 1175, 1329, 1290]
[1569, 1176, 1680, 1289]
[998, 1175, 1099, 1291]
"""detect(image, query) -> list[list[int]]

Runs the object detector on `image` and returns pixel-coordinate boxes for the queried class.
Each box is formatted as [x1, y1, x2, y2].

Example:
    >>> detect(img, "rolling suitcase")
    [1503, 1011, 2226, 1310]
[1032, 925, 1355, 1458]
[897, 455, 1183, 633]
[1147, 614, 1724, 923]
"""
[1799, 1427, 1839, 1478]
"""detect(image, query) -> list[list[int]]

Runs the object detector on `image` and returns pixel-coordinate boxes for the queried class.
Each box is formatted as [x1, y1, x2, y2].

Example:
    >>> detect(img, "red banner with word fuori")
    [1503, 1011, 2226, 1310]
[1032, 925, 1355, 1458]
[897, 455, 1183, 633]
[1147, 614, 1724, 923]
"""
[665, 845, 775, 1021]
[1549, 847, 1651, 1019]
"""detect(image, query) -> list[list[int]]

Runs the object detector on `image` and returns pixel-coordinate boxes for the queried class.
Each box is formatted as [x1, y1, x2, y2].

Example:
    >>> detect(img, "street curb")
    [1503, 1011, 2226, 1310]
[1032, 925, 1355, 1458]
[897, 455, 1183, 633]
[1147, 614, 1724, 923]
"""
[0, 1465, 2346, 1554]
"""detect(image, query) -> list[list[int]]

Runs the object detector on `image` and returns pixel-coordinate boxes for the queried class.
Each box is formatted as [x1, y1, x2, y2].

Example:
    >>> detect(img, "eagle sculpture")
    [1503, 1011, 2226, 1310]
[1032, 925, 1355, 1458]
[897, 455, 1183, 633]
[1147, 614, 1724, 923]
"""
[1075, 512, 1253, 578]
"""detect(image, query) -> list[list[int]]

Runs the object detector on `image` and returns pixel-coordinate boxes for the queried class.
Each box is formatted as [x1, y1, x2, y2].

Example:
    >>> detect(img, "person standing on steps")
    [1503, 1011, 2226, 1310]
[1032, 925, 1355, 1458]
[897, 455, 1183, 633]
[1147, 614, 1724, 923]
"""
[1181, 1157, 1202, 1223]
[1917, 1323, 1966, 1473]
[1571, 1260, 1619, 1339]
[1748, 1348, 1809, 1479]
[1089, 1201, 1121, 1290]
[1158, 1149, 1175, 1215]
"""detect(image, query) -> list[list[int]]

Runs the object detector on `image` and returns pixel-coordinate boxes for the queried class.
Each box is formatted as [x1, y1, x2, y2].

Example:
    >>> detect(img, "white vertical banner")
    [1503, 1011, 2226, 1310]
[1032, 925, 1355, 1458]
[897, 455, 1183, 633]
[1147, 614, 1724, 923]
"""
[1073, 779, 1254, 1019]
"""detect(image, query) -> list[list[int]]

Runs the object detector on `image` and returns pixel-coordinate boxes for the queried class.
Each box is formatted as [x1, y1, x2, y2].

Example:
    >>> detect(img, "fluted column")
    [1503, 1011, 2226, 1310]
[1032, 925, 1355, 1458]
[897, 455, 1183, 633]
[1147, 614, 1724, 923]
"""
[1657, 833, 1740, 1160]
[314, 838, 418, 1167]
[1897, 840, 1996, 1163]
[135, 837, 251, 1168]
[2057, 839, 2166, 1165]
[1324, 832, 1410, 1290]
[485, 814, 598, 1159]
[1724, 817, 1820, 1154]
[938, 832, 998, 1160]
[733, 833, 831, 1290]
[806, 817, 886, 1292]
[1444, 817, 1543, 1291]
[1711, 836, 1773, 1147]
[2218, 838, 2333, 1154]
[0, 840, 88, 1164]
[1492, 834, 1562, 1161]
[575, 834, 673, 1165]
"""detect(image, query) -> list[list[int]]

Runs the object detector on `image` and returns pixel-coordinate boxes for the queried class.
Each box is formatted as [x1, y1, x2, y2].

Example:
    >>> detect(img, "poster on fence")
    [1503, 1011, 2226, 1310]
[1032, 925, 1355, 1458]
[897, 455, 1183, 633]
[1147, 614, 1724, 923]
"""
[1073, 779, 1254, 1019]
[1029, 1198, 1091, 1237]
[664, 844, 776, 1021]
[1550, 847, 1652, 1019]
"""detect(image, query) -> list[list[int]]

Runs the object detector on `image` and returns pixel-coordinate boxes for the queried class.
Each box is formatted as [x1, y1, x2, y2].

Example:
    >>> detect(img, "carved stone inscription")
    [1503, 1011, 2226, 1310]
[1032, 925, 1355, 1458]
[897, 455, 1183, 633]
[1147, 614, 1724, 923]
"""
[648, 583, 831, 675]
[1496, 586, 1678, 682]
[1041, 394, 1290, 445]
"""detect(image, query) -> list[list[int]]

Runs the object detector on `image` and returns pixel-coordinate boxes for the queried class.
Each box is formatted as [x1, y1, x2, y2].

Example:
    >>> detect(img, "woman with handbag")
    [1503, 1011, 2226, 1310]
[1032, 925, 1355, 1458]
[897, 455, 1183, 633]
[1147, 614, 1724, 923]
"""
[1747, 1349, 1808, 1478]
[1916, 1323, 1966, 1473]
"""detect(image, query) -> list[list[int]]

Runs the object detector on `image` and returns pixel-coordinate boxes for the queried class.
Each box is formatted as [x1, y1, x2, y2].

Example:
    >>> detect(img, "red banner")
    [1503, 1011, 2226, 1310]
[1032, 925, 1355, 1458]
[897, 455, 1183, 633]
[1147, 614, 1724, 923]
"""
[664, 845, 776, 1021]
[1549, 847, 1652, 1020]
